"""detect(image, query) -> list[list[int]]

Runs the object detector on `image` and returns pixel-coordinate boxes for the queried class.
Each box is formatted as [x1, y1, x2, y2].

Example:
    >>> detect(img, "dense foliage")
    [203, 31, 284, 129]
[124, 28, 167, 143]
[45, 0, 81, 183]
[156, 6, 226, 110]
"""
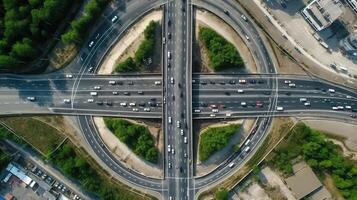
[61, 0, 109, 44]
[199, 124, 241, 161]
[271, 123, 357, 199]
[199, 27, 244, 71]
[115, 21, 158, 73]
[104, 118, 159, 163]
[0, 0, 72, 70]
[215, 188, 229, 200]
[0, 148, 10, 171]
[50, 143, 141, 200]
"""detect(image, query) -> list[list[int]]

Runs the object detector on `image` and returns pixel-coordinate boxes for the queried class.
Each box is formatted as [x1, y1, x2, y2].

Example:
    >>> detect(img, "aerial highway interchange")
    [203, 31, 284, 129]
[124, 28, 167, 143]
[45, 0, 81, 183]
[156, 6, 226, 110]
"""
[0, 0, 356, 199]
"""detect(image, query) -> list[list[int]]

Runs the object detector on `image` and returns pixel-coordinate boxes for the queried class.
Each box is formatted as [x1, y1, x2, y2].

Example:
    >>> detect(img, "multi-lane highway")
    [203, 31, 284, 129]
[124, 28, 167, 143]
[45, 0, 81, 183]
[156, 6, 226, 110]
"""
[1, 0, 357, 199]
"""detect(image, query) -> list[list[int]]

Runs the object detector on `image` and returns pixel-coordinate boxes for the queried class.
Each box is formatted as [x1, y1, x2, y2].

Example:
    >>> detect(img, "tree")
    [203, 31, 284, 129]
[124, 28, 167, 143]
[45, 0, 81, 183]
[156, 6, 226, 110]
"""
[61, 30, 81, 44]
[115, 57, 138, 73]
[10, 38, 38, 61]
[0, 54, 18, 69]
[215, 188, 229, 200]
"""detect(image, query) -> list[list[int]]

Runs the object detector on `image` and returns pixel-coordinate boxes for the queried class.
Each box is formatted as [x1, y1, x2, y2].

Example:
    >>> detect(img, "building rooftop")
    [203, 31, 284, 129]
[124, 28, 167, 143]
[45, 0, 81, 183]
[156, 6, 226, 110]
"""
[346, 0, 357, 14]
[301, 0, 344, 31]
[285, 162, 322, 199]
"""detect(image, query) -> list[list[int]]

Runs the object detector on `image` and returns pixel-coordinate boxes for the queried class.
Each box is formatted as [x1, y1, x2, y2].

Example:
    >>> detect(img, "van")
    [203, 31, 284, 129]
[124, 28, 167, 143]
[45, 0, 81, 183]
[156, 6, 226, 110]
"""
[228, 162, 235, 168]
[90, 92, 98, 96]
[244, 146, 250, 152]
[168, 117, 172, 124]
[184, 137, 187, 144]
[241, 102, 247, 106]
[244, 139, 251, 146]
[276, 106, 284, 111]
[237, 89, 244, 93]
[168, 51, 171, 59]
[299, 98, 307, 102]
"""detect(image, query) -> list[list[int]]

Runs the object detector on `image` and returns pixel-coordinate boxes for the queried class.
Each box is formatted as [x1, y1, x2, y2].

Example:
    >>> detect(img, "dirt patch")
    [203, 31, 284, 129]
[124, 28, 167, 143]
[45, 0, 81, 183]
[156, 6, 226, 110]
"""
[47, 43, 78, 72]
[302, 119, 357, 151]
[195, 9, 257, 73]
[238, 182, 271, 200]
[98, 10, 162, 75]
[322, 173, 344, 200]
[93, 117, 163, 178]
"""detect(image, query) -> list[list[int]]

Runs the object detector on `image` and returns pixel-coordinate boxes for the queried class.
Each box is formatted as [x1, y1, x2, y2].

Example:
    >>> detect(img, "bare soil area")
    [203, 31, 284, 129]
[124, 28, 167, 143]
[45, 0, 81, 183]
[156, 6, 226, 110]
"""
[194, 10, 257, 73]
[93, 117, 163, 178]
[98, 10, 162, 74]
[237, 182, 271, 200]
[302, 119, 357, 151]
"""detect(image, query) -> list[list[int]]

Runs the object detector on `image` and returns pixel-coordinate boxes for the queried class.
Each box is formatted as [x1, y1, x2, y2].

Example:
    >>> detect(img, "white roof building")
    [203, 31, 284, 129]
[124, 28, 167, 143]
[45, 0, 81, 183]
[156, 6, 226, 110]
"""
[6, 163, 36, 186]
[301, 0, 344, 31]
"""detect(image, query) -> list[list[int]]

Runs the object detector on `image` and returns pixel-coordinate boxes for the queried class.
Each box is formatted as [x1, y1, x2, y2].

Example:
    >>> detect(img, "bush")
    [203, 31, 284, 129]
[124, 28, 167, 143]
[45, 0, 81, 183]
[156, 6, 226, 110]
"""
[104, 118, 158, 163]
[270, 123, 357, 199]
[215, 188, 229, 200]
[199, 124, 241, 161]
[199, 27, 244, 71]
[50, 143, 142, 200]
[115, 21, 158, 73]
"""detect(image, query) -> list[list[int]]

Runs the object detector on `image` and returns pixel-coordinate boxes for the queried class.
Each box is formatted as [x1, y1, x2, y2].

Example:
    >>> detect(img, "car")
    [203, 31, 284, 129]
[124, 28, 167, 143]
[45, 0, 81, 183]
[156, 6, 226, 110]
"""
[345, 105, 352, 109]
[63, 99, 71, 103]
[80, 53, 87, 62]
[241, 102, 247, 106]
[132, 108, 139, 112]
[172, 149, 175, 154]
[194, 109, 201, 113]
[167, 145, 171, 152]
[117, 81, 123, 85]
[210, 80, 215, 84]
[138, 103, 145, 107]
[88, 67, 94, 73]
[229, 162, 235, 168]
[328, 88, 335, 93]
[168, 51, 171, 59]
[129, 102, 136, 106]
[245, 35, 250, 41]
[337, 106, 344, 110]
[90, 92, 98, 96]
[241, 14, 247, 21]
[144, 107, 151, 112]
[244, 146, 251, 152]
[300, 98, 307, 102]
[256, 101, 263, 107]
[128, 81, 134, 85]
[249, 79, 256, 84]
[258, 79, 265, 84]
[112, 91, 118, 95]
[238, 79, 246, 84]
[94, 86, 101, 90]
[237, 89, 244, 93]
[304, 102, 311, 106]
[184, 152, 187, 158]
[111, 15, 118, 23]
[66, 74, 73, 78]
[168, 117, 172, 124]
[168, 162, 172, 169]
[284, 80, 291, 84]
[184, 137, 187, 144]
[94, 33, 100, 40]
[224, 10, 229, 15]
[332, 106, 338, 110]
[210, 114, 216, 117]
[170, 77, 174, 84]
[229, 80, 236, 84]
[137, 91, 144, 95]
[120, 102, 127, 107]
[105, 101, 112, 106]
[162, 37, 166, 44]
[87, 99, 94, 103]
[96, 101, 103, 105]
[285, 92, 291, 96]
[200, 81, 207, 85]
[123, 92, 130, 95]
[288, 83, 296, 88]
[200, 102, 208, 107]
[350, 114, 357, 118]
[180, 129, 184, 136]
[212, 109, 219, 113]
[27, 96, 36, 101]
[176, 121, 180, 128]
[225, 92, 230, 96]
[168, 19, 171, 26]
[210, 104, 217, 108]
[172, 95, 175, 100]
[346, 95, 352, 99]
[88, 41, 94, 48]
[180, 167, 183, 173]
[219, 81, 226, 85]
[109, 80, 116, 85]
[276, 106, 284, 111]
[154, 81, 162, 85]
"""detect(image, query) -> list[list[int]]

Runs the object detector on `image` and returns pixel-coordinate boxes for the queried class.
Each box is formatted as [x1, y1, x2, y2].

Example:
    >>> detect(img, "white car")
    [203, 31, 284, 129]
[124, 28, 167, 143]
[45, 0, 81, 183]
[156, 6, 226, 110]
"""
[90, 92, 98, 96]
[168, 117, 172, 124]
[63, 99, 71, 103]
[276, 106, 284, 111]
[299, 98, 307, 102]
[88, 41, 94, 48]
[94, 86, 101, 90]
[345, 105, 352, 109]
[180, 129, 184, 136]
[304, 102, 311, 106]
[210, 114, 216, 117]
[238, 79, 246, 84]
[167, 145, 171, 152]
[171, 149, 175, 154]
[212, 109, 219, 113]
[346, 95, 352, 99]
[129, 102, 136, 107]
[237, 89, 244, 93]
[112, 91, 118, 95]
[27, 96, 36, 101]
[109, 80, 116, 85]
[170, 77, 174, 84]
[154, 81, 161, 85]
[87, 99, 94, 103]
[111, 15, 118, 23]
[168, 162, 172, 169]
[132, 108, 139, 112]
[328, 88, 335, 93]
[144, 107, 151, 112]
[241, 102, 247, 106]
[241, 14, 247, 21]
[65, 74, 73, 78]
[284, 80, 291, 84]
[176, 121, 180, 128]
[194, 109, 201, 113]
[120, 102, 127, 107]
[228, 163, 235, 168]
[184, 137, 187, 144]
[288, 83, 296, 88]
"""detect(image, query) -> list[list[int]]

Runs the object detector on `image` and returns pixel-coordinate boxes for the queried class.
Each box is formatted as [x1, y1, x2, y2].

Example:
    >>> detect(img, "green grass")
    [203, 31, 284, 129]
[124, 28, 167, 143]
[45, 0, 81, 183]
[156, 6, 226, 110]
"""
[1, 117, 65, 155]
[104, 118, 158, 163]
[199, 124, 241, 162]
[199, 27, 244, 71]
